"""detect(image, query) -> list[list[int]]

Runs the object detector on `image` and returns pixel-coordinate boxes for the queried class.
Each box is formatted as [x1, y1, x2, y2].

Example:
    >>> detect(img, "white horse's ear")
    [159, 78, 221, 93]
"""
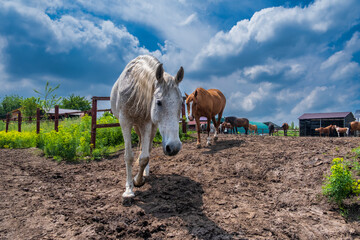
[175, 66, 184, 84]
[156, 63, 164, 82]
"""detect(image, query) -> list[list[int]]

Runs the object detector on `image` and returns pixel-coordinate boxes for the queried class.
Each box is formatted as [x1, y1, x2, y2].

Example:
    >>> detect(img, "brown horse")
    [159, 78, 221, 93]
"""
[282, 123, 289, 136]
[185, 88, 226, 148]
[315, 125, 332, 137]
[249, 124, 257, 135]
[223, 116, 249, 135]
[350, 121, 360, 136]
[221, 122, 235, 134]
[334, 125, 349, 137]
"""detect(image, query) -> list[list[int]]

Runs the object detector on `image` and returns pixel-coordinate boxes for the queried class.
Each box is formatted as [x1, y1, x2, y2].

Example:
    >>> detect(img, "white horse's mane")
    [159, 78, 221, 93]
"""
[124, 55, 179, 119]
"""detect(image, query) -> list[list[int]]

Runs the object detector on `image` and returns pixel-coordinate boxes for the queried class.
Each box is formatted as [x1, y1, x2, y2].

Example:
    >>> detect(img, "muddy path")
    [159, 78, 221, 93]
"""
[1, 135, 360, 239]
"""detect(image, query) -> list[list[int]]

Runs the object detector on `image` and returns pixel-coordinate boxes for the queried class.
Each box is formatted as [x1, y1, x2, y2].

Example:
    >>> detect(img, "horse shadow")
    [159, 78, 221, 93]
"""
[202, 139, 245, 155]
[134, 174, 237, 239]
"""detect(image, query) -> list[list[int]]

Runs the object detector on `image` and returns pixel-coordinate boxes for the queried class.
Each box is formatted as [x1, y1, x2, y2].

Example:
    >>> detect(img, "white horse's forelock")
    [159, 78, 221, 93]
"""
[123, 55, 179, 119]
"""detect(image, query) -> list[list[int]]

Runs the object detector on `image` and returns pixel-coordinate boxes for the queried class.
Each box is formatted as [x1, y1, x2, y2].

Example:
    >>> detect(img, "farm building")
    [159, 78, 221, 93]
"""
[7, 108, 21, 120]
[355, 110, 360, 121]
[237, 121, 270, 135]
[47, 108, 86, 119]
[263, 121, 282, 130]
[187, 117, 225, 131]
[298, 112, 355, 136]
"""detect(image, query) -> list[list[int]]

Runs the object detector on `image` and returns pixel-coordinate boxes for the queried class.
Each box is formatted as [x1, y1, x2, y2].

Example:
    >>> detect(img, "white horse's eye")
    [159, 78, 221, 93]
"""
[156, 100, 162, 106]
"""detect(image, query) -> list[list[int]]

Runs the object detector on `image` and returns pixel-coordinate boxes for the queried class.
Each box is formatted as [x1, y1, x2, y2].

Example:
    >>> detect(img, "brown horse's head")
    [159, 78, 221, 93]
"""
[185, 91, 197, 121]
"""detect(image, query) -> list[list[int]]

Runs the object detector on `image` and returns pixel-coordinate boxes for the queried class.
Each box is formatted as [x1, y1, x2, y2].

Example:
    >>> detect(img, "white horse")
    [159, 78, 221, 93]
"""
[111, 55, 184, 198]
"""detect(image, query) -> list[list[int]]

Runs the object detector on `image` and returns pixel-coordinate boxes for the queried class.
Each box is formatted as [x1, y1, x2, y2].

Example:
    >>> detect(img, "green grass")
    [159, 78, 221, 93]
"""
[0, 114, 195, 161]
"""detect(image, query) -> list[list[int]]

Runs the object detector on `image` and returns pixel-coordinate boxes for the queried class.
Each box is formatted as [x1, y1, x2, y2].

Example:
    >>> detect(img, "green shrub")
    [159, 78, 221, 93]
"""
[322, 158, 359, 205]
[0, 130, 38, 148]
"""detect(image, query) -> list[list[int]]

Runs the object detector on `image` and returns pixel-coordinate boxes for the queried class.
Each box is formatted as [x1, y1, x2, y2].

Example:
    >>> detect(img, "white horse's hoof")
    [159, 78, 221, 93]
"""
[133, 177, 146, 187]
[122, 191, 135, 198]
[143, 165, 149, 177]
[214, 136, 218, 141]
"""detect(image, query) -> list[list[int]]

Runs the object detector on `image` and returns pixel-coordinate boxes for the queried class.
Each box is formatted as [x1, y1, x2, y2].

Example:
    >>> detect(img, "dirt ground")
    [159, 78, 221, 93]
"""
[1, 134, 360, 240]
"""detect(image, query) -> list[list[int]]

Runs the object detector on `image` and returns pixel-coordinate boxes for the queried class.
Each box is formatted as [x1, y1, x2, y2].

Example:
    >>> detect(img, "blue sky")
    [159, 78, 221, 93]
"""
[0, 0, 359, 125]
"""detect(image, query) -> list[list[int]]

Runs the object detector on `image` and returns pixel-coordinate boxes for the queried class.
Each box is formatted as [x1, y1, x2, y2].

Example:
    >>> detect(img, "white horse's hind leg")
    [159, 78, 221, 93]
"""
[119, 116, 135, 198]
[134, 123, 152, 187]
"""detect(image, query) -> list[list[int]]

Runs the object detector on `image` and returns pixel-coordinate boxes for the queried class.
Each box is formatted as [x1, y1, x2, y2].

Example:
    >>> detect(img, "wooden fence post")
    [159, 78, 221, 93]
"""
[181, 98, 187, 134]
[6, 114, 10, 133]
[36, 108, 40, 134]
[55, 105, 59, 132]
[18, 111, 22, 132]
[90, 97, 97, 152]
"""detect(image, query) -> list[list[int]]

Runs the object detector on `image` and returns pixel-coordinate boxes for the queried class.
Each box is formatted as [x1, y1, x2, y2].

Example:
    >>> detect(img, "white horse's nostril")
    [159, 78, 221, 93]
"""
[166, 144, 171, 153]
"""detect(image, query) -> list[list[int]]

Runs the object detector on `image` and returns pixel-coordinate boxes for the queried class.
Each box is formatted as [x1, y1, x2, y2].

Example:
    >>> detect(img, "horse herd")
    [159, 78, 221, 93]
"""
[110, 55, 359, 198]
[315, 122, 360, 137]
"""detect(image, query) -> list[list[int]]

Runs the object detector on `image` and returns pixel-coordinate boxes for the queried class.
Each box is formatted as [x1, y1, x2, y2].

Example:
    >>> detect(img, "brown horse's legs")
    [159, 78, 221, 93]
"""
[212, 116, 218, 141]
[195, 117, 201, 148]
[206, 118, 211, 146]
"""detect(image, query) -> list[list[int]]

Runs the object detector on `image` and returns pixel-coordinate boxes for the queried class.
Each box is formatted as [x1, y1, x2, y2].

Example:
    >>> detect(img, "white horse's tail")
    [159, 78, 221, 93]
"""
[110, 80, 120, 119]
[346, 127, 350, 136]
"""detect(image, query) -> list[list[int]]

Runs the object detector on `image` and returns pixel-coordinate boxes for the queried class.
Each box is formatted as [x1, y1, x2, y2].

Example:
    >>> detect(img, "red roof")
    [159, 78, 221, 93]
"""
[298, 112, 353, 120]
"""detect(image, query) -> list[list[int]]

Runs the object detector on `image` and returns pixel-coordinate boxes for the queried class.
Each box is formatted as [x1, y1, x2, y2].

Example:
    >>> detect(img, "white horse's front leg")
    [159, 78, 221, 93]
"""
[134, 123, 152, 187]
[119, 117, 135, 198]
[143, 125, 157, 177]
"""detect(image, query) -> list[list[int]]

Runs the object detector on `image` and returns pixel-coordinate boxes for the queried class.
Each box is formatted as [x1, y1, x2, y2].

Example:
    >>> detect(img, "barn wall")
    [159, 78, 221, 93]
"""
[345, 114, 356, 128]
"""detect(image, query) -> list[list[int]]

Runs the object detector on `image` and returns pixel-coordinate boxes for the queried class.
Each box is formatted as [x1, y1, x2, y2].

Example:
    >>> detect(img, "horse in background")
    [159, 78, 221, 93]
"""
[268, 123, 275, 136]
[249, 124, 257, 135]
[224, 117, 249, 135]
[334, 125, 350, 137]
[315, 125, 333, 137]
[221, 122, 235, 134]
[111, 55, 184, 198]
[282, 123, 289, 136]
[185, 88, 226, 148]
[350, 121, 360, 136]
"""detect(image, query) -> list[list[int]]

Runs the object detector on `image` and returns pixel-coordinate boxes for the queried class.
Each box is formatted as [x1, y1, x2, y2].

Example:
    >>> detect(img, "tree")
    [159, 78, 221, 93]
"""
[0, 95, 23, 118]
[60, 94, 91, 111]
[290, 121, 295, 130]
[34, 81, 61, 113]
[21, 97, 41, 117]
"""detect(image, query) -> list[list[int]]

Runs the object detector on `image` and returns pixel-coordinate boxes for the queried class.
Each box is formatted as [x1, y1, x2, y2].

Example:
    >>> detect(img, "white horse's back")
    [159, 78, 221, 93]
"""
[111, 55, 160, 120]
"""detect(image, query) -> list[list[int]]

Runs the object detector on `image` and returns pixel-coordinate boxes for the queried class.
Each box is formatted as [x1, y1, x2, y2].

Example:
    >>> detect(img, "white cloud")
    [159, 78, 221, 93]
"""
[291, 86, 328, 115]
[194, 0, 360, 68]
[179, 13, 197, 26]
[243, 58, 305, 80]
[321, 32, 360, 80]
[229, 82, 272, 112]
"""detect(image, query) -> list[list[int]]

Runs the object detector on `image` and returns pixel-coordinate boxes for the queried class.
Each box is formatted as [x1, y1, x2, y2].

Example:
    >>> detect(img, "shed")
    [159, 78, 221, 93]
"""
[8, 108, 21, 120]
[245, 121, 270, 135]
[355, 110, 360, 122]
[298, 112, 355, 136]
[187, 117, 225, 131]
[263, 121, 282, 130]
[47, 108, 84, 119]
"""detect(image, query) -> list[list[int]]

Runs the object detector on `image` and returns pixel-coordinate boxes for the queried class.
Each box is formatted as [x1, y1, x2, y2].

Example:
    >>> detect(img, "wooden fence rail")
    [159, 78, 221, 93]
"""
[90, 96, 187, 152]
[4, 105, 86, 133]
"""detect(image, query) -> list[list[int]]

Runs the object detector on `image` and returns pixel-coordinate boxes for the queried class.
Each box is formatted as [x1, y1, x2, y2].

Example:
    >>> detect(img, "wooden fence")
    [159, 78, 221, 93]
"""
[3, 97, 187, 153]
[90, 96, 187, 151]
[3, 105, 86, 133]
